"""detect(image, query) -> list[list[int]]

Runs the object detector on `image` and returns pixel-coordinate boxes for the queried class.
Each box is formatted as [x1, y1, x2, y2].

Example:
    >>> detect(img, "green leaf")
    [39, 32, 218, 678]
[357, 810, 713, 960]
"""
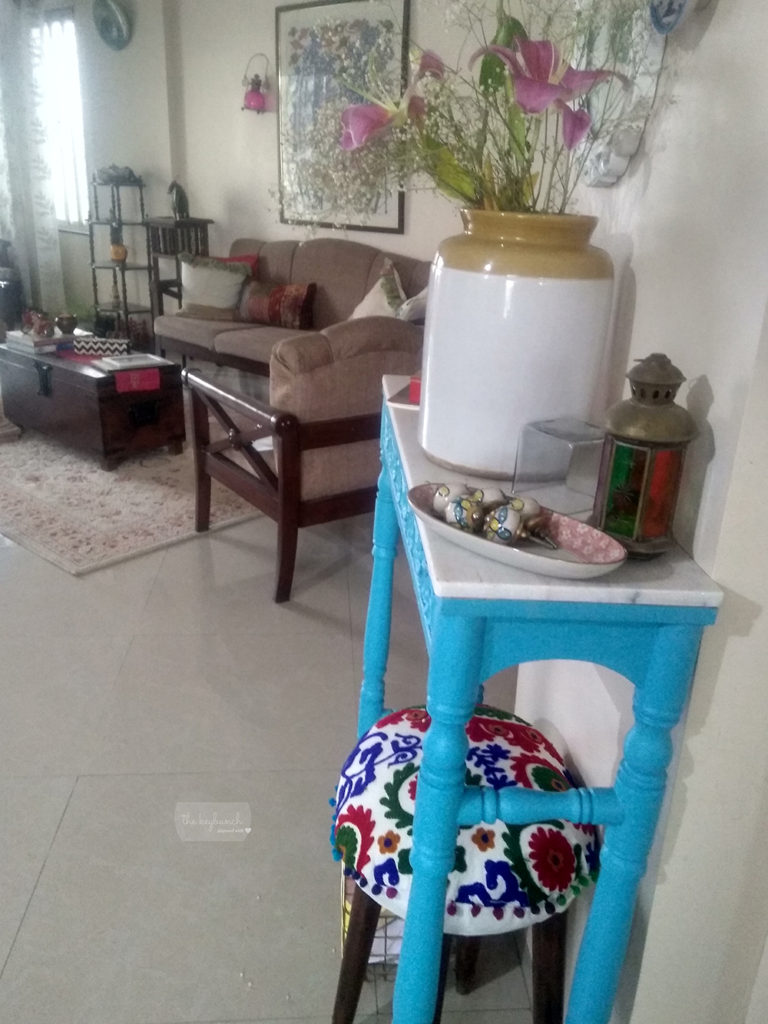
[479, 16, 527, 94]
[424, 139, 477, 203]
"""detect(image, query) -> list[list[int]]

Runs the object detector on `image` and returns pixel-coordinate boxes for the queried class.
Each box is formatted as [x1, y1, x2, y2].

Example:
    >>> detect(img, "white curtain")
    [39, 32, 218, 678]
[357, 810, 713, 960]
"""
[0, 0, 65, 313]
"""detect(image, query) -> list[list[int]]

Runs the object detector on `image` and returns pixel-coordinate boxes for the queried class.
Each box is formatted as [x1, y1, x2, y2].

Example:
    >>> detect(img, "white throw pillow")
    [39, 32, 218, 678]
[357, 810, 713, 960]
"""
[396, 285, 429, 323]
[179, 253, 250, 314]
[350, 259, 406, 319]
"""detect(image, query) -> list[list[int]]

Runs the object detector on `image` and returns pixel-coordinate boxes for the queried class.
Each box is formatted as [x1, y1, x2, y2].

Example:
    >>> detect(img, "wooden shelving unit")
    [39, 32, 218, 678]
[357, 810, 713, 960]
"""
[147, 216, 213, 316]
[88, 177, 152, 348]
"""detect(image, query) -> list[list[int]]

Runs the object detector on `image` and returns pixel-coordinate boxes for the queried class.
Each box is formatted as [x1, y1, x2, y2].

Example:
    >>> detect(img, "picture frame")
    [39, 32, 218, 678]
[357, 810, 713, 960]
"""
[276, 0, 410, 233]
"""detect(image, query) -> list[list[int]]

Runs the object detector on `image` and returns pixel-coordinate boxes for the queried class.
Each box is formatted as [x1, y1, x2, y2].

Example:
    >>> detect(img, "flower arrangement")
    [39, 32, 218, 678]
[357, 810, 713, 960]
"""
[286, 0, 650, 222]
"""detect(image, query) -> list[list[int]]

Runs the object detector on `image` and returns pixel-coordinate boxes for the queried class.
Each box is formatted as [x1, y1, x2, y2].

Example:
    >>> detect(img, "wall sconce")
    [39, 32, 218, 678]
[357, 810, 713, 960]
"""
[242, 53, 270, 113]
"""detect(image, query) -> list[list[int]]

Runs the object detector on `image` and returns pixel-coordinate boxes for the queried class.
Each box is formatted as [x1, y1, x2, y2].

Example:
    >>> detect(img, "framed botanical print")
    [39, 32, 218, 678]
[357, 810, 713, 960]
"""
[276, 0, 410, 233]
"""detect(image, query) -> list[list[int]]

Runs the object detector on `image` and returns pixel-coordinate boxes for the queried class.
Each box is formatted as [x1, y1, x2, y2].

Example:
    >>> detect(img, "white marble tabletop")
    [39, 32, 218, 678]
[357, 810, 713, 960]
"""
[383, 377, 723, 609]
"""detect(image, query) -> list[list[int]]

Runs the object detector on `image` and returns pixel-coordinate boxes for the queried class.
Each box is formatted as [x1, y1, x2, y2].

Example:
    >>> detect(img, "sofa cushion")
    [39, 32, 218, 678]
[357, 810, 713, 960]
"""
[217, 252, 260, 275]
[176, 303, 241, 322]
[179, 253, 250, 316]
[289, 238, 390, 328]
[350, 259, 406, 319]
[231, 238, 295, 285]
[240, 279, 316, 330]
[154, 312, 245, 352]
[212, 324, 301, 366]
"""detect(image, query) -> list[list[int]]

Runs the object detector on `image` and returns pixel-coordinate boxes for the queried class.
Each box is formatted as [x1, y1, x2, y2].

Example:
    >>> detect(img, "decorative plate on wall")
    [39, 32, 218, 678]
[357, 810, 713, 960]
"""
[650, 0, 710, 34]
[650, 0, 690, 33]
[93, 0, 132, 51]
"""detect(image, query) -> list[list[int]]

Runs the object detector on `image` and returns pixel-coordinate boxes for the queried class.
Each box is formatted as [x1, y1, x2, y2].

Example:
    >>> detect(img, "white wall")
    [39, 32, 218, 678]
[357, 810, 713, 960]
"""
[520, 2, 768, 1021]
[77, 0, 172, 211]
[63, 0, 174, 312]
[166, 0, 463, 257]
[68, 1, 768, 1020]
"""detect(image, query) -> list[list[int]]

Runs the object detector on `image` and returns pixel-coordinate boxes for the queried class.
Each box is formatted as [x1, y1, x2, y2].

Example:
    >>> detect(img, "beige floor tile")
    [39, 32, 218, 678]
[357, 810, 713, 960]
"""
[0, 495, 533, 1023]
[0, 771, 343, 1024]
[86, 629, 358, 775]
[0, 776, 75, 966]
[370, 933, 531, 1018]
[0, 634, 133, 775]
[133, 517, 370, 638]
[0, 539, 163, 638]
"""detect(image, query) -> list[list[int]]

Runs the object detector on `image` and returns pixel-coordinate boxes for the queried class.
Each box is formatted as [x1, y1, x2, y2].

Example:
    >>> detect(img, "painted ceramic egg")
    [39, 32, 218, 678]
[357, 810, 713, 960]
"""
[516, 496, 541, 518]
[484, 503, 522, 544]
[432, 482, 469, 513]
[444, 497, 485, 532]
[471, 486, 508, 509]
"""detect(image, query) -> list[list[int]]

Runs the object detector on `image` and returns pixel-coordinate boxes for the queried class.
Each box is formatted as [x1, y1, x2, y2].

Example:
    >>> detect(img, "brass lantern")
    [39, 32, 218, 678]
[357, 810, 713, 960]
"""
[592, 353, 698, 557]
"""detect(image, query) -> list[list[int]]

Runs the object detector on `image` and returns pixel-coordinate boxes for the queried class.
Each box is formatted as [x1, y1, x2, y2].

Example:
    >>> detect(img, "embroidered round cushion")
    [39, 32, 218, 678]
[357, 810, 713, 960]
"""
[332, 705, 599, 936]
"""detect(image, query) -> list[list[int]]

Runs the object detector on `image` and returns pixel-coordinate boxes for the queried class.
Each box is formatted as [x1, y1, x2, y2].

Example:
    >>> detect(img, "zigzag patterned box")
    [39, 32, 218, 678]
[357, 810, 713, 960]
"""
[72, 336, 130, 357]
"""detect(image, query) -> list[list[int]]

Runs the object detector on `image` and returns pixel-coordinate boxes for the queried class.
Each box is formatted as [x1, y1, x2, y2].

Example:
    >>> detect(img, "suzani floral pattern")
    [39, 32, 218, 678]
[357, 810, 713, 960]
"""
[332, 705, 599, 935]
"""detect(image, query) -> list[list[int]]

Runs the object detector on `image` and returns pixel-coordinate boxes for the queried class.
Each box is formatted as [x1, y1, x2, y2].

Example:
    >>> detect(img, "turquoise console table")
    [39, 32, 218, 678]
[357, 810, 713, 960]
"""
[357, 378, 722, 1024]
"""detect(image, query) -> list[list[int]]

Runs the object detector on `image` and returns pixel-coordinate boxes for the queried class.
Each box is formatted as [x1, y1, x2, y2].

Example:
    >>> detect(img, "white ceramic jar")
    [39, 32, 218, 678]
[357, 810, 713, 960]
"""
[418, 210, 613, 479]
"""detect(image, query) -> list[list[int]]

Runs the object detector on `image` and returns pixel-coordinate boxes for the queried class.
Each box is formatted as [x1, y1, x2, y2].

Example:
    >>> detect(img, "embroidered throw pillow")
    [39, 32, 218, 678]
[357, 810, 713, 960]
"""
[350, 259, 407, 319]
[217, 253, 260, 276]
[178, 253, 250, 319]
[396, 285, 429, 324]
[240, 279, 316, 330]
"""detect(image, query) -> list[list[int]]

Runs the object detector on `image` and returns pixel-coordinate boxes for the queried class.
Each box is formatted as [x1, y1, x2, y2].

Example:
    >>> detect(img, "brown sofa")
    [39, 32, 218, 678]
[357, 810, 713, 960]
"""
[154, 235, 431, 376]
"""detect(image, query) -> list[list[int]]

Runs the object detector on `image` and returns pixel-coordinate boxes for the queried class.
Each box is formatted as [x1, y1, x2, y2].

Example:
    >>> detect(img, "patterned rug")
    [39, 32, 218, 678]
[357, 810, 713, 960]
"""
[0, 392, 257, 575]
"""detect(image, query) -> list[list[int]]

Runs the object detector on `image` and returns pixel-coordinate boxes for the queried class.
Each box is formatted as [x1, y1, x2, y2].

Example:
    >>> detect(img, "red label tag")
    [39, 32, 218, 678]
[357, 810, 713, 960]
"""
[114, 368, 161, 392]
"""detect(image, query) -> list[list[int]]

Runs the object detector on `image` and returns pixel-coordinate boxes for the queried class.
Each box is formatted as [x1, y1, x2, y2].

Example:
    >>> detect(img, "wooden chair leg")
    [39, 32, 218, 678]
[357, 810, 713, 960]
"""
[190, 390, 212, 532]
[274, 515, 298, 603]
[454, 935, 482, 995]
[531, 912, 567, 1024]
[194, 469, 212, 532]
[333, 885, 382, 1024]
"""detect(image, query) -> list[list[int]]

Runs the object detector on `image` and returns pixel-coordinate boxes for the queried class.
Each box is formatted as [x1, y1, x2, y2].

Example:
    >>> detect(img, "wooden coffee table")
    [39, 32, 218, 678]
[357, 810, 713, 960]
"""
[0, 345, 185, 469]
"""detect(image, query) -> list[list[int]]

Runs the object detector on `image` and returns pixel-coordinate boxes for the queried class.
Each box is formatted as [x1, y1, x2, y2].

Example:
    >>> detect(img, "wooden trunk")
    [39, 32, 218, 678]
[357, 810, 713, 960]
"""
[0, 345, 185, 469]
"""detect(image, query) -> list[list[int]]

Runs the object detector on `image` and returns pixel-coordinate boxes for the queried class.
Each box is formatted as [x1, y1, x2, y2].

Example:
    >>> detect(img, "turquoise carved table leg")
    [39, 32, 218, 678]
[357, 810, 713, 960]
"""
[357, 468, 400, 737]
[565, 623, 704, 1023]
[392, 610, 486, 1024]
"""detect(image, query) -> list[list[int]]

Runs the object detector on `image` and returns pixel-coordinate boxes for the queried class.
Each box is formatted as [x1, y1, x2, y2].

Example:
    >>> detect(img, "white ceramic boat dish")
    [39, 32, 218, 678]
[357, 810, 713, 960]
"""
[407, 483, 627, 581]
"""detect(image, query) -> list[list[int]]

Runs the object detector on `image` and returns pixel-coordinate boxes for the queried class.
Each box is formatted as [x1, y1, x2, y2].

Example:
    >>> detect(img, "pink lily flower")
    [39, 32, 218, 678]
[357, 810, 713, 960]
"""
[340, 104, 393, 150]
[415, 50, 445, 82]
[339, 49, 444, 151]
[471, 39, 614, 149]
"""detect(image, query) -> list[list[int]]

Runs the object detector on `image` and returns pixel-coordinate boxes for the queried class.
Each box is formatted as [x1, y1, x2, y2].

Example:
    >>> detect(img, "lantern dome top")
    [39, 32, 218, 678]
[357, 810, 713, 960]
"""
[626, 353, 685, 405]
[605, 352, 697, 444]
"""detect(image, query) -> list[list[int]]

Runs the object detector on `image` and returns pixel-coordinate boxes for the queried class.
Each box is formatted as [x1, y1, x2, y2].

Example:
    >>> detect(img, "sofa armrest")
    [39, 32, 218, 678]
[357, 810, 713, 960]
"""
[269, 316, 422, 420]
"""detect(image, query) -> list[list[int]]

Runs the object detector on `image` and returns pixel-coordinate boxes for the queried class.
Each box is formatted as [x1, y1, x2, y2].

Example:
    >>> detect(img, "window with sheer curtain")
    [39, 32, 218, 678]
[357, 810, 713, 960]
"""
[31, 7, 89, 225]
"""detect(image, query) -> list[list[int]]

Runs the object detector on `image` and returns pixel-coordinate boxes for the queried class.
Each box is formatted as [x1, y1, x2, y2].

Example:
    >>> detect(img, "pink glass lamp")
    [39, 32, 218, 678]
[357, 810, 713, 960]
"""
[242, 53, 270, 113]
